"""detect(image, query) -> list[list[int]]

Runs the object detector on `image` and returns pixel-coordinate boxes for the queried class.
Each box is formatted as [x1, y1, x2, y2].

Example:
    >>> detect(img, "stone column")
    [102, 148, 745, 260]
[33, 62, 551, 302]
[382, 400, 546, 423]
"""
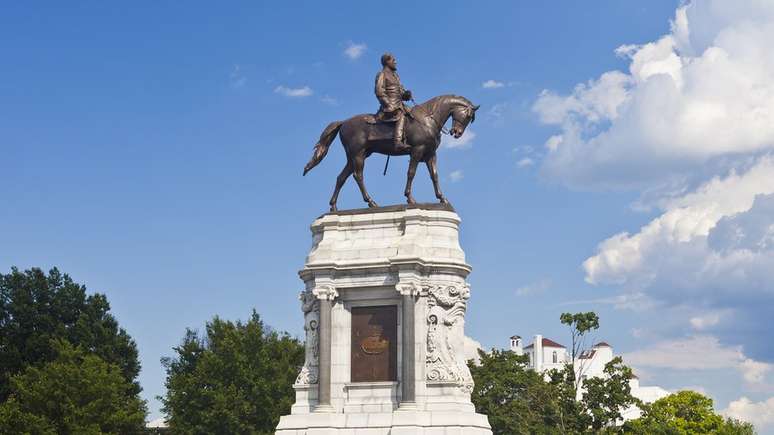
[396, 282, 419, 409]
[401, 293, 416, 405]
[313, 286, 337, 412]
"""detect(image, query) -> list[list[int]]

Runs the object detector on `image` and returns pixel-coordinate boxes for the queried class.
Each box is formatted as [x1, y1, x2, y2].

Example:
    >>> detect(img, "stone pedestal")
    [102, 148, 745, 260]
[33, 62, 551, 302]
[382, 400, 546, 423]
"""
[276, 204, 492, 434]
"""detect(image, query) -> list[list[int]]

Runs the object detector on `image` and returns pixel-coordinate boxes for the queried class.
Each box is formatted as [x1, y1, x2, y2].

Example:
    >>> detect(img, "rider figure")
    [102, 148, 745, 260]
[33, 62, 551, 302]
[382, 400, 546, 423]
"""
[375, 53, 412, 152]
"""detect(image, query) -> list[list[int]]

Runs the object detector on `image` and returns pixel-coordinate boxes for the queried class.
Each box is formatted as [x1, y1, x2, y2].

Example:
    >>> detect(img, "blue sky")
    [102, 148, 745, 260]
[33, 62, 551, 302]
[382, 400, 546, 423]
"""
[3, 1, 774, 431]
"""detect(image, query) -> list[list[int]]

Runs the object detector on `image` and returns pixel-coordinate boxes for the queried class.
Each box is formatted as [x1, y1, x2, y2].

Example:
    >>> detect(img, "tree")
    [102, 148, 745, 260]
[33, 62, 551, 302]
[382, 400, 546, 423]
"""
[560, 311, 600, 371]
[0, 340, 147, 434]
[469, 349, 561, 434]
[161, 311, 304, 434]
[623, 390, 756, 434]
[0, 267, 141, 400]
[548, 312, 637, 433]
[581, 356, 638, 431]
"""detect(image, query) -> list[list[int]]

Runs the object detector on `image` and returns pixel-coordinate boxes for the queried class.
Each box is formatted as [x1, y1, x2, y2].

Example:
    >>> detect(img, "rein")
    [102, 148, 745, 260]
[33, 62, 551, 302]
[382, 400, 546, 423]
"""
[411, 98, 450, 136]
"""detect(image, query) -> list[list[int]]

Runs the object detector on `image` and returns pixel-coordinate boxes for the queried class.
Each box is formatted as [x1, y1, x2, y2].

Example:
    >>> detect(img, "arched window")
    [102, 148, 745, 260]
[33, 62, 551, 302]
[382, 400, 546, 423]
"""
[552, 351, 558, 363]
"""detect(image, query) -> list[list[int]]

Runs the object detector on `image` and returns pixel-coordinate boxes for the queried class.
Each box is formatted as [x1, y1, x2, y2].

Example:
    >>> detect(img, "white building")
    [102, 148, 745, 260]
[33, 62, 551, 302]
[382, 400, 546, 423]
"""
[513, 335, 669, 422]
[517, 334, 570, 372]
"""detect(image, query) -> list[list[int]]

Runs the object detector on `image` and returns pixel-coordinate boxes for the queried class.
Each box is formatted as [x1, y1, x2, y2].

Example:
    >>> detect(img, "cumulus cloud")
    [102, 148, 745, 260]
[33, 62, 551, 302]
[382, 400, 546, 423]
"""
[623, 335, 772, 385]
[274, 85, 313, 98]
[449, 170, 464, 182]
[515, 278, 550, 296]
[343, 41, 367, 60]
[533, 1, 774, 190]
[441, 129, 476, 150]
[230, 64, 246, 89]
[722, 397, 774, 432]
[584, 159, 774, 291]
[689, 310, 728, 331]
[516, 157, 534, 168]
[320, 95, 338, 106]
[482, 79, 505, 89]
[464, 335, 484, 365]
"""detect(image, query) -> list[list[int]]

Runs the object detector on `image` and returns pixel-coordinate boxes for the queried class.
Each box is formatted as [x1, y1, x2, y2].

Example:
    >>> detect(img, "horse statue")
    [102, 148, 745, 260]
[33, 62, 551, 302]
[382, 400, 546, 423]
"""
[303, 94, 479, 211]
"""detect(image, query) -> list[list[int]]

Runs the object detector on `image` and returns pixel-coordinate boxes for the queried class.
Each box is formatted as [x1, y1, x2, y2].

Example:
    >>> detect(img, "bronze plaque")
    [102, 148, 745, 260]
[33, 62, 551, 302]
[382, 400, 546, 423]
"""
[351, 305, 397, 382]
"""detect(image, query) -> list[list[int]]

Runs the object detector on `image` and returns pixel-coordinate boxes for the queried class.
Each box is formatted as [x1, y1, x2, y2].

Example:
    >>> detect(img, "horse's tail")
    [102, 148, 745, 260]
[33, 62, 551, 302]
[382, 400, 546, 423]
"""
[303, 121, 343, 176]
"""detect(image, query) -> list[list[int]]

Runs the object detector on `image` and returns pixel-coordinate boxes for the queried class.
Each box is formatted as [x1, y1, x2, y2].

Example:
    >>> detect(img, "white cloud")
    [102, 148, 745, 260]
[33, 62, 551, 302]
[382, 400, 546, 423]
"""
[230, 64, 246, 89]
[320, 95, 338, 106]
[561, 291, 656, 312]
[533, 0, 774, 189]
[464, 335, 484, 365]
[516, 157, 534, 168]
[343, 41, 367, 60]
[274, 85, 313, 98]
[482, 79, 505, 89]
[449, 170, 464, 182]
[689, 309, 729, 331]
[583, 157, 774, 291]
[440, 129, 476, 150]
[623, 335, 771, 385]
[722, 397, 774, 432]
[515, 278, 550, 296]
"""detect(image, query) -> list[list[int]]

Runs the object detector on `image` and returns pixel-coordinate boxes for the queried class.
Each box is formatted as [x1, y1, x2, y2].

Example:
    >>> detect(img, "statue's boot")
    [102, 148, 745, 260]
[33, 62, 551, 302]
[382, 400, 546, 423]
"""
[393, 114, 411, 152]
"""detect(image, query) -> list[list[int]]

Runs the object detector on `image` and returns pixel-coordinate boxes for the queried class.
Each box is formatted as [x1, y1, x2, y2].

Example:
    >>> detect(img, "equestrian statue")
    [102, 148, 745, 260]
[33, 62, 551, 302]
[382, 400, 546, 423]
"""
[303, 52, 479, 212]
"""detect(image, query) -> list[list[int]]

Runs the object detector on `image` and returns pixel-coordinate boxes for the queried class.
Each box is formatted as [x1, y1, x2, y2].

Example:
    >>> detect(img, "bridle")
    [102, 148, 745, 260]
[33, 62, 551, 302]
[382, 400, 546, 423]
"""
[411, 98, 475, 137]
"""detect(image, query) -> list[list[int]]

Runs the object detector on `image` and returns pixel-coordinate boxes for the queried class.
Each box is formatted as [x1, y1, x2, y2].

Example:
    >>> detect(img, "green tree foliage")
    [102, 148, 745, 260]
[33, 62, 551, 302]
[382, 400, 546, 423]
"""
[0, 340, 147, 435]
[624, 390, 756, 434]
[581, 356, 638, 431]
[470, 312, 640, 434]
[560, 311, 600, 362]
[469, 349, 560, 434]
[0, 267, 141, 400]
[161, 311, 304, 434]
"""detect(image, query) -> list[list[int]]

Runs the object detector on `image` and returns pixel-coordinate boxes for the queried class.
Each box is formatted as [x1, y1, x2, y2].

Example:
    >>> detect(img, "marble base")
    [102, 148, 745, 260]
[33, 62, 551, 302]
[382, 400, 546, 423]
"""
[276, 410, 492, 434]
[277, 204, 491, 435]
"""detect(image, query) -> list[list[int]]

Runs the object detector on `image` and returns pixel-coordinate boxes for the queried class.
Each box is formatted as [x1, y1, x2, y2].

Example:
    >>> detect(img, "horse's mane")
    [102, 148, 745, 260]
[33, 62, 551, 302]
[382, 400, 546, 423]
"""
[414, 94, 473, 114]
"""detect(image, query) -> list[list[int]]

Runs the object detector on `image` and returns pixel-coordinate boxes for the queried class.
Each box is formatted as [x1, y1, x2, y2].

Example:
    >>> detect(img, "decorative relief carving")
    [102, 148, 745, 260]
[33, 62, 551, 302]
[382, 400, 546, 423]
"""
[295, 290, 320, 385]
[425, 284, 474, 392]
[312, 285, 338, 301]
[396, 281, 421, 296]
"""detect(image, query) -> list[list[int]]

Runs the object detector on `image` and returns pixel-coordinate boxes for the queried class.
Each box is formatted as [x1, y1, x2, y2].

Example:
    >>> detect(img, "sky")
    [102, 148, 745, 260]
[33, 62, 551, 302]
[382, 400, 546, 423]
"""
[2, 1, 774, 432]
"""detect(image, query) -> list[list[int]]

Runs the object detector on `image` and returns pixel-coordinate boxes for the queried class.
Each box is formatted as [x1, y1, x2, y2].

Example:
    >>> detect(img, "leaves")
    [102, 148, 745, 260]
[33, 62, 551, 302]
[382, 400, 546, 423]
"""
[0, 340, 147, 434]
[0, 267, 141, 400]
[624, 391, 756, 434]
[161, 310, 304, 434]
[469, 349, 561, 434]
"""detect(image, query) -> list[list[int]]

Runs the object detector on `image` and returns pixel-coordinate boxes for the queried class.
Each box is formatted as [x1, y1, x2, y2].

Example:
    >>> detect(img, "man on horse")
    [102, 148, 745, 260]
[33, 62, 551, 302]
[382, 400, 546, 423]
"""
[375, 53, 413, 152]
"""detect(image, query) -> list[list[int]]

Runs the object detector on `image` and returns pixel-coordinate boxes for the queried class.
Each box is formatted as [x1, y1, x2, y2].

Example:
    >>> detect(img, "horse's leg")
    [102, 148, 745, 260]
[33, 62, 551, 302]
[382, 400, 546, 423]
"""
[329, 161, 353, 212]
[426, 153, 448, 204]
[352, 151, 377, 208]
[404, 151, 421, 205]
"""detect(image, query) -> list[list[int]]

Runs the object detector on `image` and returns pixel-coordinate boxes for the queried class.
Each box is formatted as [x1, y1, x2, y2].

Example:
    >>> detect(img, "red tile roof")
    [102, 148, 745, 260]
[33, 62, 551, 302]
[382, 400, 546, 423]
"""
[523, 337, 566, 349]
[593, 341, 611, 348]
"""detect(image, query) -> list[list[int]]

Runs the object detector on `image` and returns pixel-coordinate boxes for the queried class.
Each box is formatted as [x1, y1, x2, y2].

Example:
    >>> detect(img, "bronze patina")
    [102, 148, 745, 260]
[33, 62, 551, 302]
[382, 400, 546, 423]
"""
[351, 306, 397, 383]
[303, 53, 479, 211]
[375, 53, 412, 152]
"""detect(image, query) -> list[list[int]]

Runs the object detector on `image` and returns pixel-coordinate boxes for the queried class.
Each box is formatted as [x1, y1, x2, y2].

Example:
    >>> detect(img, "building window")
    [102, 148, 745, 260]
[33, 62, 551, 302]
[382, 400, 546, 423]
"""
[552, 351, 558, 363]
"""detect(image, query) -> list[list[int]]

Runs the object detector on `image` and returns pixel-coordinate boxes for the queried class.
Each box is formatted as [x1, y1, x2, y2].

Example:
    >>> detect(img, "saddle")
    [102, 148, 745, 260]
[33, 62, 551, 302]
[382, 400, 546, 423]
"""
[364, 108, 412, 141]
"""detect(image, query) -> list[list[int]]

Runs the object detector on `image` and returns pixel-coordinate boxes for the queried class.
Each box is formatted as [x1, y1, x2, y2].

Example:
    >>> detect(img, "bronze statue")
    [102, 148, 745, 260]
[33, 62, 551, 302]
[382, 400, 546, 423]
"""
[375, 53, 412, 152]
[303, 53, 479, 212]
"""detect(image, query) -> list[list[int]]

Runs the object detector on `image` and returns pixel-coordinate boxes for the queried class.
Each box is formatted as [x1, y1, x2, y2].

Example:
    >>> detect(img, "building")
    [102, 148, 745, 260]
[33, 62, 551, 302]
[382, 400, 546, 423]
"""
[514, 334, 669, 422]
[517, 334, 569, 372]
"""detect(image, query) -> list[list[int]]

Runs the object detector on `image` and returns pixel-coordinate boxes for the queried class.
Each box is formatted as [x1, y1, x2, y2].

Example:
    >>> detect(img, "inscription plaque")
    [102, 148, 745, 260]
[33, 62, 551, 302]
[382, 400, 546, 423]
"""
[351, 305, 397, 382]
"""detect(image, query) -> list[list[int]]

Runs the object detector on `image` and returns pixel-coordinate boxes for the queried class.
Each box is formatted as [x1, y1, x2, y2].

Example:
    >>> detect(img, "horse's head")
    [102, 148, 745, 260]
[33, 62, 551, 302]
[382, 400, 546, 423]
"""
[449, 101, 480, 139]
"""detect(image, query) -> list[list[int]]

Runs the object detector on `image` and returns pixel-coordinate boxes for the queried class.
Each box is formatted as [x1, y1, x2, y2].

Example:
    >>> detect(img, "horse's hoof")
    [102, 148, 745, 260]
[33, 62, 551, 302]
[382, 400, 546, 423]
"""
[439, 197, 449, 205]
[367, 200, 378, 208]
[406, 197, 416, 205]
[330, 205, 337, 212]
